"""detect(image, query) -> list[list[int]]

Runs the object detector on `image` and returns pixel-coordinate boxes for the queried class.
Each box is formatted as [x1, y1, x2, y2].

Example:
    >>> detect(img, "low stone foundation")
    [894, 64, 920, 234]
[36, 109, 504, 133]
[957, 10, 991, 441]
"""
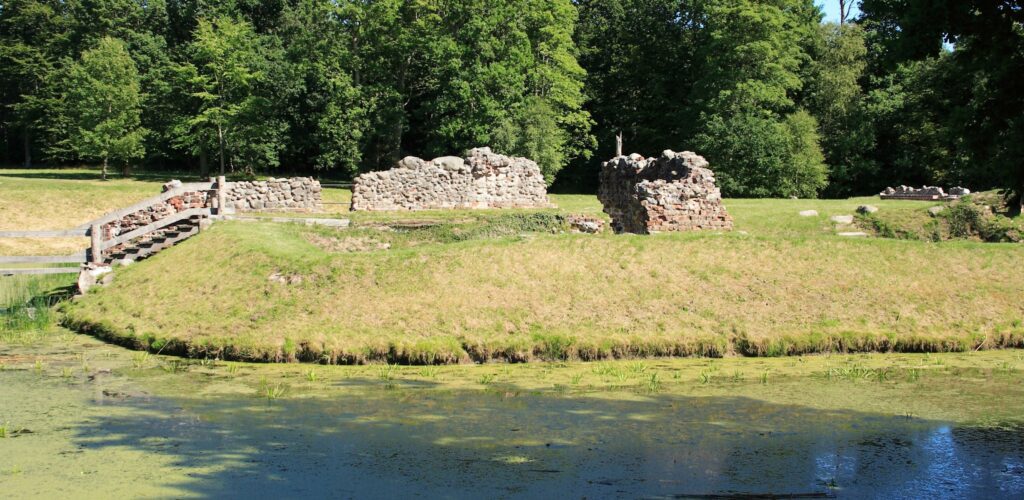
[598, 150, 733, 234]
[350, 147, 551, 211]
[880, 185, 970, 201]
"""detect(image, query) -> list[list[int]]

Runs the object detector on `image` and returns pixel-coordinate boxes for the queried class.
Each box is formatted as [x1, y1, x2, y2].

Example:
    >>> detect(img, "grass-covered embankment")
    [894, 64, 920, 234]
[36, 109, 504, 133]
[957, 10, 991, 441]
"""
[62, 203, 1024, 363]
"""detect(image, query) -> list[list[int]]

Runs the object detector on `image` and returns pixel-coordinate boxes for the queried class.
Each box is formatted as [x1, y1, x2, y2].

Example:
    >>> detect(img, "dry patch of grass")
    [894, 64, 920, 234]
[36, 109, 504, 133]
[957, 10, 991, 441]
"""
[303, 233, 391, 253]
[0, 169, 162, 255]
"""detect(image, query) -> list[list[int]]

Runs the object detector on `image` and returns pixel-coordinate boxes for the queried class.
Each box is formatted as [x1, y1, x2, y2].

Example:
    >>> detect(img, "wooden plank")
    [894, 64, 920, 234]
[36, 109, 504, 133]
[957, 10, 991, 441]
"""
[78, 181, 215, 230]
[0, 229, 88, 238]
[91, 223, 102, 264]
[217, 176, 227, 215]
[100, 208, 210, 250]
[0, 253, 86, 264]
[1, 267, 81, 275]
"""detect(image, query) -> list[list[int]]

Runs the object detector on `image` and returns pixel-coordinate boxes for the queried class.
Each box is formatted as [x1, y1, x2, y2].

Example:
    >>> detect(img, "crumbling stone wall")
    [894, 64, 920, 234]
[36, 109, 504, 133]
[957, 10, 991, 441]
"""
[225, 177, 322, 212]
[598, 150, 733, 234]
[351, 147, 551, 211]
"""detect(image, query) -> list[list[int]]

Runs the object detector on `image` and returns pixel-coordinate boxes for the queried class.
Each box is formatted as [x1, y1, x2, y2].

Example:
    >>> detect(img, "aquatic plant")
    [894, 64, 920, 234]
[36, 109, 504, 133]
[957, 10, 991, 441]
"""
[614, 369, 629, 383]
[377, 363, 398, 381]
[33, 360, 43, 374]
[419, 366, 440, 378]
[61, 367, 72, 379]
[0, 422, 7, 438]
[570, 373, 583, 385]
[731, 370, 744, 382]
[226, 363, 239, 374]
[131, 352, 150, 369]
[760, 370, 770, 384]
[826, 364, 873, 381]
[874, 368, 891, 382]
[628, 361, 648, 374]
[645, 372, 662, 392]
[257, 376, 287, 400]
[305, 369, 318, 382]
[162, 360, 187, 373]
[479, 373, 496, 385]
[698, 370, 712, 384]
[907, 368, 921, 382]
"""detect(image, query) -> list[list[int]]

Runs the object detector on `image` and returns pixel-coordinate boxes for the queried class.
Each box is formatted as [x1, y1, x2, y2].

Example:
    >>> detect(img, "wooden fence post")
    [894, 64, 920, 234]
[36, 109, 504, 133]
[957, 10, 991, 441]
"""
[217, 175, 227, 215]
[90, 224, 102, 264]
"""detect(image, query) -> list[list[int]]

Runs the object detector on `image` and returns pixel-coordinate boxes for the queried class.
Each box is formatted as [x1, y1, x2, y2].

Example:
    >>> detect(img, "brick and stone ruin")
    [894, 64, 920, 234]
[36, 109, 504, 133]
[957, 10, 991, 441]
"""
[598, 150, 733, 234]
[350, 147, 551, 211]
[880, 185, 970, 201]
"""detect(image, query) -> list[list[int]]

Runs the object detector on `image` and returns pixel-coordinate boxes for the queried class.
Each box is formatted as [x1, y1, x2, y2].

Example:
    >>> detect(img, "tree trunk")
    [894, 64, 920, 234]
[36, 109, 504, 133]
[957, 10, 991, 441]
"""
[22, 128, 32, 168]
[102, 157, 108, 181]
[217, 124, 225, 176]
[199, 148, 210, 178]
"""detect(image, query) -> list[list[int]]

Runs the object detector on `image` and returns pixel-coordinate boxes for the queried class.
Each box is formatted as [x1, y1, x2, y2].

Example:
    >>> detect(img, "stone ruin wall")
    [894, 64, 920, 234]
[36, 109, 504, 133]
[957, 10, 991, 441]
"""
[350, 148, 551, 211]
[99, 177, 321, 242]
[225, 177, 322, 212]
[598, 150, 733, 234]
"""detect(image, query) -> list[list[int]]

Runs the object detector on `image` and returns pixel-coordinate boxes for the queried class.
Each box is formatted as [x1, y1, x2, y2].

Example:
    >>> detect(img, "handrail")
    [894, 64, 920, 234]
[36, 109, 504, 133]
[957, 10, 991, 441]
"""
[1, 267, 81, 275]
[75, 181, 215, 230]
[0, 252, 87, 264]
[0, 229, 88, 238]
[1, 179, 221, 272]
[100, 207, 210, 250]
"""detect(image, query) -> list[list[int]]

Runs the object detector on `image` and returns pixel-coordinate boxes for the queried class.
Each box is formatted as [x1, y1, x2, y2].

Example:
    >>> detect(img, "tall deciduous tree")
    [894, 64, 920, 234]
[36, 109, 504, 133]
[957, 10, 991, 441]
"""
[0, 0, 71, 166]
[61, 37, 147, 179]
[691, 0, 828, 198]
[805, 22, 877, 197]
[278, 0, 366, 176]
[175, 16, 286, 175]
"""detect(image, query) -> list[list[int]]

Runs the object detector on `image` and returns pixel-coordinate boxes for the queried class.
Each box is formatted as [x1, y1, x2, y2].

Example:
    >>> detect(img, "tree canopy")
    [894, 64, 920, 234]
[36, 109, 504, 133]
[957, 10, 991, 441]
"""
[0, 0, 1020, 202]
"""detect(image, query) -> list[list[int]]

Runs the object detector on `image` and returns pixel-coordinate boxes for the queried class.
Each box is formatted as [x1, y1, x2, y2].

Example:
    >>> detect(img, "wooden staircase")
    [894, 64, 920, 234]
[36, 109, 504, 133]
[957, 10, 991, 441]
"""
[104, 214, 208, 265]
[1, 179, 222, 280]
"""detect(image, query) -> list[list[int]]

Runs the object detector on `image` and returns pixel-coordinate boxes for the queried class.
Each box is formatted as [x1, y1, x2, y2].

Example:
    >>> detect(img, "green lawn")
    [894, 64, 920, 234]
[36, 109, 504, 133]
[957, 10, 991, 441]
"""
[5, 167, 1022, 364]
[63, 199, 1024, 364]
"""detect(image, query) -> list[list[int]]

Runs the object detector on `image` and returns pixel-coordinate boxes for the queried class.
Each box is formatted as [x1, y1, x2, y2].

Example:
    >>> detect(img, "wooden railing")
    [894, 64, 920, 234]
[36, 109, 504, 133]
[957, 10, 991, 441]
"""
[1, 179, 221, 276]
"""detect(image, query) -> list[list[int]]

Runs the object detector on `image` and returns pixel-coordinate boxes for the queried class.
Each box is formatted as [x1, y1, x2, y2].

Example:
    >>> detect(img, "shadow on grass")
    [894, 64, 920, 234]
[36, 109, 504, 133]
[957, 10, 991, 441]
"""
[67, 386, 1024, 498]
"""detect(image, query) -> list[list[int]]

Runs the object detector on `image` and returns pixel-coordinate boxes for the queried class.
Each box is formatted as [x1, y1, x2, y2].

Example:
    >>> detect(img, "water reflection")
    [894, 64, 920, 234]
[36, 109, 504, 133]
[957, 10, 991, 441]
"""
[72, 390, 1024, 498]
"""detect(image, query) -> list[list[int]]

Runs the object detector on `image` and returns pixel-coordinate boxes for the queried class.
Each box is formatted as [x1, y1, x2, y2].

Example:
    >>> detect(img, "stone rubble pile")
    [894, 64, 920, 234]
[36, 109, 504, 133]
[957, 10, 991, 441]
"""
[350, 147, 552, 211]
[226, 177, 322, 212]
[565, 215, 605, 234]
[880, 185, 970, 201]
[597, 150, 733, 234]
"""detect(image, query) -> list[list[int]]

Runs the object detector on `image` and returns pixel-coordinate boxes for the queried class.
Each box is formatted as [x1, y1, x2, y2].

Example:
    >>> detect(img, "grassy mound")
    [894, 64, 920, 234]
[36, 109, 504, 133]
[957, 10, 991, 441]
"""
[856, 193, 1023, 243]
[63, 203, 1024, 364]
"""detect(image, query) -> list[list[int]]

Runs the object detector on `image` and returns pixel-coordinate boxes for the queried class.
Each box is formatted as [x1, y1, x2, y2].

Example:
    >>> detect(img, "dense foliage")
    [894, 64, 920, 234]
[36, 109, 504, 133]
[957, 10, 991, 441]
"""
[0, 0, 1020, 201]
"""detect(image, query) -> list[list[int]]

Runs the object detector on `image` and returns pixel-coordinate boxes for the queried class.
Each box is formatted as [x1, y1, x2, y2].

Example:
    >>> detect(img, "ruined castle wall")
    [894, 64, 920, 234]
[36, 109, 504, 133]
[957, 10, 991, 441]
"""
[351, 148, 551, 211]
[225, 178, 322, 212]
[598, 150, 733, 234]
